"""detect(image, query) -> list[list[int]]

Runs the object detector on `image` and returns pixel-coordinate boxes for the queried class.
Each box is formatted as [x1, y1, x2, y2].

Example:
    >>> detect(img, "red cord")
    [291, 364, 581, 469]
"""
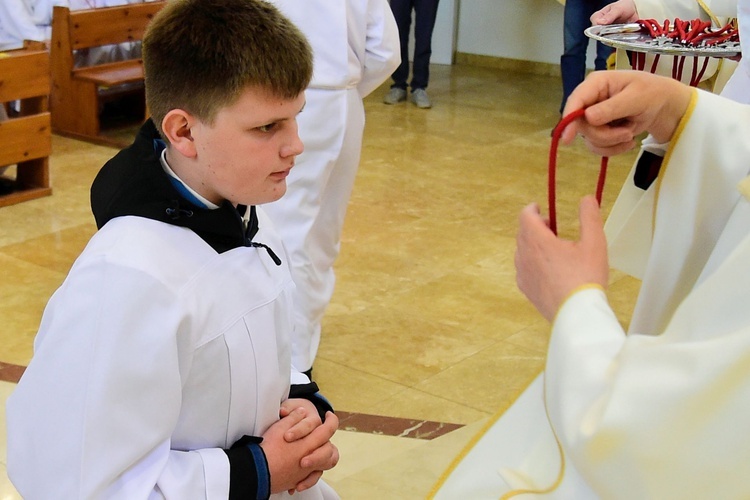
[548, 108, 609, 235]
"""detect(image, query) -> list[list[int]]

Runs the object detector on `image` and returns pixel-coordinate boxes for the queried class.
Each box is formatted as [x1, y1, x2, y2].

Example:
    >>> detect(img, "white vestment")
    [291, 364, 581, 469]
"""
[432, 90, 750, 498]
[0, 0, 63, 50]
[7, 209, 337, 499]
[263, 0, 399, 371]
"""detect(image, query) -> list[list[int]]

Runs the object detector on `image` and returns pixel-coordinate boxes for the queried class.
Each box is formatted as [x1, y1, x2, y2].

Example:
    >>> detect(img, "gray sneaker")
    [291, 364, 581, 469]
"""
[411, 88, 432, 109]
[383, 87, 407, 104]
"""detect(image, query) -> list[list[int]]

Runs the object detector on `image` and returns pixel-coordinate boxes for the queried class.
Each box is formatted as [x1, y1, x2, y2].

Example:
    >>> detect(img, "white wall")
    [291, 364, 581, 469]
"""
[432, 0, 458, 64]
[412, 0, 606, 68]
[455, 0, 564, 64]
[428, 0, 601, 68]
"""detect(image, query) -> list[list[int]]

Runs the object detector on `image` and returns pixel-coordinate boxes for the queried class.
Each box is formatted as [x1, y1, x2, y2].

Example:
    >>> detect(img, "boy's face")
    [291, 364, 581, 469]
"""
[189, 87, 305, 206]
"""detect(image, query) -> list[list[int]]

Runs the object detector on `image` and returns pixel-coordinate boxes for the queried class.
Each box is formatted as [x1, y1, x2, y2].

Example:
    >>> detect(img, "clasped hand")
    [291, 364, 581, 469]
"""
[261, 398, 340, 495]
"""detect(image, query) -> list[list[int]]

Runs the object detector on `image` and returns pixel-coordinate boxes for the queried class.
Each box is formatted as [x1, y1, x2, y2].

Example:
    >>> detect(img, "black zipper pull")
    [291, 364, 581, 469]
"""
[250, 242, 282, 266]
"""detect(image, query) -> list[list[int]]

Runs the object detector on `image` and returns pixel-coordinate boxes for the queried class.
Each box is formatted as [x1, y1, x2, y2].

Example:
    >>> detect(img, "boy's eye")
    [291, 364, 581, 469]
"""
[258, 123, 277, 132]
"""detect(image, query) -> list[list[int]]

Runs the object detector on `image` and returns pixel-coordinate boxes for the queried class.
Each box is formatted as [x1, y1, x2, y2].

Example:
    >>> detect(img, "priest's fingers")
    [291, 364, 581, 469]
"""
[516, 199, 608, 321]
[577, 196, 609, 288]
[590, 0, 638, 25]
[559, 73, 636, 146]
[569, 71, 693, 146]
[517, 203, 554, 237]
[580, 133, 638, 157]
[515, 203, 566, 321]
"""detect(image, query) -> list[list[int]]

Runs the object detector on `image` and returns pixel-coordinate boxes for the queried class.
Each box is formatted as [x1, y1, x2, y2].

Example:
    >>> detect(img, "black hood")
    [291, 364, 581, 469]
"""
[90, 119, 269, 256]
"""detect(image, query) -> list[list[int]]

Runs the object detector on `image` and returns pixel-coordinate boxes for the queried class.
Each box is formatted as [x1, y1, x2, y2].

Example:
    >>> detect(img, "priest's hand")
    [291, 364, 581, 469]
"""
[590, 0, 638, 25]
[560, 70, 693, 155]
[515, 196, 609, 322]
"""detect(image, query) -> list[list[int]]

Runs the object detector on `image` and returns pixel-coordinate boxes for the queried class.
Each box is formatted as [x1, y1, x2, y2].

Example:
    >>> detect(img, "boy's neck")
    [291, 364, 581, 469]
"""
[160, 147, 220, 210]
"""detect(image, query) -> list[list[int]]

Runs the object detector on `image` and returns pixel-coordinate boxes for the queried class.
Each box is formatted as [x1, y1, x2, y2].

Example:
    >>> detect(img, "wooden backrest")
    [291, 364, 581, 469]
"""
[68, 2, 166, 50]
[51, 2, 166, 58]
[0, 46, 51, 169]
[0, 48, 50, 103]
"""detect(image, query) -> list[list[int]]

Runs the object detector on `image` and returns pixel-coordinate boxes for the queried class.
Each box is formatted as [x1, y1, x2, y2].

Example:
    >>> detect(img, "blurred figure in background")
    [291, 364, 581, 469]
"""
[264, 0, 400, 377]
[0, 0, 63, 51]
[383, 0, 440, 109]
[559, 0, 614, 112]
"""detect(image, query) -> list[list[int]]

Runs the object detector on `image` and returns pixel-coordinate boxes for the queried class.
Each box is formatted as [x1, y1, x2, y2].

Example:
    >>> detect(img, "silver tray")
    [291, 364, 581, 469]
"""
[585, 23, 740, 58]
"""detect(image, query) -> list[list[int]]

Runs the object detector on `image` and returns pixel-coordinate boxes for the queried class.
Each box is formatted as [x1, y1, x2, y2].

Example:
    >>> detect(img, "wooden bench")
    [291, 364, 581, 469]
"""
[0, 41, 53, 207]
[50, 2, 165, 142]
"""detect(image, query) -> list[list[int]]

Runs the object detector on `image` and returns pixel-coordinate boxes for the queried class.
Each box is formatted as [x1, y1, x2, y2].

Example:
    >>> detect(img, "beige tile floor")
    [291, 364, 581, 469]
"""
[0, 63, 641, 498]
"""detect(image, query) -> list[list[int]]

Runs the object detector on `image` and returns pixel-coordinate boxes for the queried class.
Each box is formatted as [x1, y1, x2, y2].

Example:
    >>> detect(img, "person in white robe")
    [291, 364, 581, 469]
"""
[591, 0, 749, 321]
[0, 0, 65, 51]
[6, 1, 341, 497]
[431, 70, 750, 498]
[262, 0, 400, 375]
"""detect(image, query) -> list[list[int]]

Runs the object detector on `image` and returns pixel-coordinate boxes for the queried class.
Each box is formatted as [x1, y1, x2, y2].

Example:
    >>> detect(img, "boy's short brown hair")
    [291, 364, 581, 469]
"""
[142, 0, 313, 137]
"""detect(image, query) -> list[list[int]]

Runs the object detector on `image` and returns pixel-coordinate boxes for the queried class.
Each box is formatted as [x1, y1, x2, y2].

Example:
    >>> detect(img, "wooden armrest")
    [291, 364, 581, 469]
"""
[22, 40, 47, 51]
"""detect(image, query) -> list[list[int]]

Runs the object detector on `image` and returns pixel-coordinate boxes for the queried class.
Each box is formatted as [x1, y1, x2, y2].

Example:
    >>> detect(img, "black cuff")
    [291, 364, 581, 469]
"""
[634, 150, 664, 190]
[224, 435, 271, 500]
[289, 381, 335, 421]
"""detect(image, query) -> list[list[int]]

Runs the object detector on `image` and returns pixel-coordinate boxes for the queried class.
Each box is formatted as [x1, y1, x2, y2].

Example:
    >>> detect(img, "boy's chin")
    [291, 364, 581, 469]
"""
[256, 188, 287, 206]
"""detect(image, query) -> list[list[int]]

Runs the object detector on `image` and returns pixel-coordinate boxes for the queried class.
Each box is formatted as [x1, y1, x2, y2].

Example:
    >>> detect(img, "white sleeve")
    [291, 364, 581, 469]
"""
[0, 0, 48, 44]
[355, 0, 400, 97]
[30, 0, 67, 26]
[6, 260, 230, 499]
[545, 93, 750, 498]
[547, 263, 750, 498]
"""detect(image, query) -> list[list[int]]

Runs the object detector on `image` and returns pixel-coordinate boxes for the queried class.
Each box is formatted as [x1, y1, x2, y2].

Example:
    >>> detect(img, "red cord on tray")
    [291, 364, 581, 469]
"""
[548, 108, 609, 235]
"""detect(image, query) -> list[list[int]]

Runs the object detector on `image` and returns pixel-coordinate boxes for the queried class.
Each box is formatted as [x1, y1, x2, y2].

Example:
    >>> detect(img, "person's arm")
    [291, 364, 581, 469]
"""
[517, 73, 750, 497]
[0, 0, 49, 45]
[30, 0, 67, 26]
[355, 0, 401, 97]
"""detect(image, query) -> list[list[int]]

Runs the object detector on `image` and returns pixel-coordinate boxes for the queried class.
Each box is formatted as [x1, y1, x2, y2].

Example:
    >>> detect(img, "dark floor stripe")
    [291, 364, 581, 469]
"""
[0, 361, 25, 384]
[0, 363, 463, 439]
[336, 411, 463, 440]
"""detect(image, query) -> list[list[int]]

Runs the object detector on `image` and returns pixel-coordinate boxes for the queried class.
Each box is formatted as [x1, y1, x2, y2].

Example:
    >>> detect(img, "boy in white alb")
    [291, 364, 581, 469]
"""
[7, 1, 341, 498]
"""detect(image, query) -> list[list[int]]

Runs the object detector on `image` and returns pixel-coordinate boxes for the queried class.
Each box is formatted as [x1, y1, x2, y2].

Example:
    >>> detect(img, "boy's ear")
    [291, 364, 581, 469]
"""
[161, 110, 197, 158]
